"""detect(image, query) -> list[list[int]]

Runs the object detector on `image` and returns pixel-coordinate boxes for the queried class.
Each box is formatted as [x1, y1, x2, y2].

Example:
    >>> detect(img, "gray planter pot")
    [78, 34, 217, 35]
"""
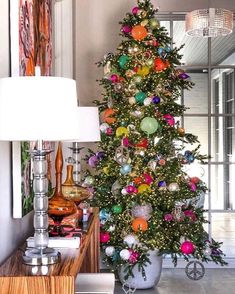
[118, 250, 162, 289]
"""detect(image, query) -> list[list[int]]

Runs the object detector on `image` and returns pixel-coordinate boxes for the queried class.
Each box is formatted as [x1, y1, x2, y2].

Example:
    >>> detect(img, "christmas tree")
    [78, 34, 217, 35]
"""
[85, 0, 226, 279]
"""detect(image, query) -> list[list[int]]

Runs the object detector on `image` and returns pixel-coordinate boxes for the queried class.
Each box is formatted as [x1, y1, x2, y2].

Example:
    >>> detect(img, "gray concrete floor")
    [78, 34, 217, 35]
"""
[114, 268, 235, 294]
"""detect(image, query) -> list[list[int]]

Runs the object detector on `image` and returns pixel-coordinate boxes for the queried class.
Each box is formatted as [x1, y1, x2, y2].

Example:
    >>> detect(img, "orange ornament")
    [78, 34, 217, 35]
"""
[131, 25, 148, 41]
[103, 108, 116, 124]
[154, 58, 167, 71]
[134, 177, 143, 185]
[132, 217, 148, 232]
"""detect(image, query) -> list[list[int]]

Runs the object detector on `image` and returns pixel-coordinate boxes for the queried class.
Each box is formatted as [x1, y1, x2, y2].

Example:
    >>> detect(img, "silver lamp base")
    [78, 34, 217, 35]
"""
[23, 247, 61, 266]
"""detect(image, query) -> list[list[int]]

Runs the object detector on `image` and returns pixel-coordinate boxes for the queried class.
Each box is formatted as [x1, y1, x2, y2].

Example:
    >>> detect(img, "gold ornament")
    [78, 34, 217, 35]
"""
[129, 97, 136, 105]
[178, 127, 185, 136]
[141, 19, 148, 26]
[137, 66, 150, 77]
[104, 61, 112, 75]
[116, 127, 129, 137]
[103, 167, 109, 175]
[125, 69, 135, 78]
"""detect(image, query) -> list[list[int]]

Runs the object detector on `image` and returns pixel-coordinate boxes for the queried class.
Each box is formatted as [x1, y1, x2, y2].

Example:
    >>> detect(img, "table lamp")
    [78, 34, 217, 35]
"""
[0, 76, 81, 265]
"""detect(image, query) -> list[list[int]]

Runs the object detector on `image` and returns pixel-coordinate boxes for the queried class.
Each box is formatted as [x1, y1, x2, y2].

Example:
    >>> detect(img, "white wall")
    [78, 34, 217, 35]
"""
[0, 1, 33, 264]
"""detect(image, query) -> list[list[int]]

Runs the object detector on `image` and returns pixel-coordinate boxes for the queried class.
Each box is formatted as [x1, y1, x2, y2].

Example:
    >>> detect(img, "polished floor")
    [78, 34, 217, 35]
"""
[114, 268, 235, 294]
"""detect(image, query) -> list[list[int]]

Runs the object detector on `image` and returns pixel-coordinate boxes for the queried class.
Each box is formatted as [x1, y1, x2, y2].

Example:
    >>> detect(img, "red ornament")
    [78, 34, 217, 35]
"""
[190, 177, 200, 184]
[180, 241, 195, 254]
[154, 58, 167, 71]
[135, 138, 148, 148]
[100, 232, 110, 243]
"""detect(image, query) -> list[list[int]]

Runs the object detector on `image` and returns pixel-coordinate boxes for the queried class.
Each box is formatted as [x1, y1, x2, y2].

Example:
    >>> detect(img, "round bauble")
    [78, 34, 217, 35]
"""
[131, 25, 148, 41]
[120, 164, 132, 175]
[168, 182, 180, 192]
[135, 91, 146, 104]
[118, 55, 129, 69]
[132, 217, 148, 232]
[149, 18, 160, 29]
[120, 249, 131, 260]
[84, 176, 95, 186]
[140, 117, 159, 134]
[129, 97, 136, 105]
[152, 96, 161, 104]
[100, 232, 110, 243]
[105, 246, 115, 257]
[138, 183, 151, 194]
[137, 66, 150, 76]
[116, 127, 128, 137]
[110, 74, 118, 83]
[180, 241, 195, 254]
[143, 97, 152, 106]
[131, 204, 153, 220]
[132, 6, 139, 15]
[164, 114, 175, 127]
[100, 123, 109, 133]
[146, 58, 154, 67]
[112, 204, 123, 214]
[122, 25, 132, 34]
[154, 57, 167, 71]
[99, 209, 110, 221]
[123, 234, 138, 247]
[88, 155, 99, 168]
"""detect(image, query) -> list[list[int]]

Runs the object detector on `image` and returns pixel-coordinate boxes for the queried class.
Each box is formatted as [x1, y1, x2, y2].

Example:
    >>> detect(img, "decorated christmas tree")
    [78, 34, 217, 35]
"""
[85, 0, 226, 279]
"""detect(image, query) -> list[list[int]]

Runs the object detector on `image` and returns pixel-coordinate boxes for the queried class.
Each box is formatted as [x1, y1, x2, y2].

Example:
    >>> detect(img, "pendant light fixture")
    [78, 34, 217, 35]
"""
[185, 0, 233, 37]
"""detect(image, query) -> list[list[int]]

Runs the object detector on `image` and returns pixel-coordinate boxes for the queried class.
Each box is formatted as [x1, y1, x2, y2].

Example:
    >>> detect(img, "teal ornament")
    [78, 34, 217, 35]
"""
[112, 204, 123, 214]
[120, 164, 132, 175]
[140, 117, 159, 134]
[135, 91, 146, 104]
[118, 55, 129, 69]
[99, 209, 110, 221]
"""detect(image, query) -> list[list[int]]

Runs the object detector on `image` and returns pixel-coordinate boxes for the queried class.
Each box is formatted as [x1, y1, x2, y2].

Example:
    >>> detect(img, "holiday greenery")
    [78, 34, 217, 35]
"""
[85, 0, 227, 279]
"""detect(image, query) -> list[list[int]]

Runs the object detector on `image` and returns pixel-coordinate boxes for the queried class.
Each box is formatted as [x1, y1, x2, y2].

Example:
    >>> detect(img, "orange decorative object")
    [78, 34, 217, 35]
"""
[103, 108, 116, 124]
[131, 25, 148, 41]
[134, 177, 143, 185]
[132, 217, 148, 232]
[154, 58, 167, 71]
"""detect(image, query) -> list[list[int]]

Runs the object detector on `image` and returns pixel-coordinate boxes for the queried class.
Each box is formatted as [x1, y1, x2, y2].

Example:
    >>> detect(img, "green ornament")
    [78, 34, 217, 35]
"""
[149, 18, 160, 29]
[118, 55, 129, 69]
[112, 204, 123, 214]
[140, 117, 159, 134]
[146, 58, 154, 67]
[135, 91, 146, 104]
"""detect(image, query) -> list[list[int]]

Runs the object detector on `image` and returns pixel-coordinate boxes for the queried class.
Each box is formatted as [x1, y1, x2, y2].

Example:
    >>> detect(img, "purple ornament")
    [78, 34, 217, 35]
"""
[132, 6, 139, 15]
[110, 74, 118, 83]
[88, 155, 99, 168]
[152, 96, 161, 104]
[158, 180, 166, 187]
[179, 73, 190, 80]
[96, 151, 105, 160]
[122, 25, 132, 34]
[164, 213, 173, 222]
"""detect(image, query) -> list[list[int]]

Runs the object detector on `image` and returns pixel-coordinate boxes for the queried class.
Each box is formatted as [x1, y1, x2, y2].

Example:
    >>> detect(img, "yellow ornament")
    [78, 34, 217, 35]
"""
[141, 19, 148, 26]
[116, 127, 129, 137]
[103, 167, 109, 175]
[138, 184, 151, 193]
[137, 66, 150, 77]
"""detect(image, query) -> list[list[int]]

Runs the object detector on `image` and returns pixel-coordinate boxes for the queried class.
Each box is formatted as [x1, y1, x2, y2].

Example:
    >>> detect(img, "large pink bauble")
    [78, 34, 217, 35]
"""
[163, 114, 175, 127]
[180, 241, 195, 254]
[100, 232, 110, 243]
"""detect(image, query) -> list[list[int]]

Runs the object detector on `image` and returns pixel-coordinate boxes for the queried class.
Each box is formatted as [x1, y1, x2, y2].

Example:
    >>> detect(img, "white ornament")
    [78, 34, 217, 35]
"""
[143, 97, 152, 106]
[129, 97, 136, 105]
[154, 137, 160, 145]
[123, 234, 138, 247]
[105, 246, 115, 256]
[120, 249, 131, 260]
[108, 225, 115, 232]
[168, 182, 180, 192]
[121, 188, 128, 195]
[203, 247, 212, 256]
[100, 123, 109, 133]
[148, 160, 157, 171]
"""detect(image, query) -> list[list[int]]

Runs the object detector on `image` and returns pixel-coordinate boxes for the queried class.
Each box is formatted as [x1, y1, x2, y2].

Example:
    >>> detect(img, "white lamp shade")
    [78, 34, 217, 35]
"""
[77, 107, 101, 142]
[0, 77, 79, 141]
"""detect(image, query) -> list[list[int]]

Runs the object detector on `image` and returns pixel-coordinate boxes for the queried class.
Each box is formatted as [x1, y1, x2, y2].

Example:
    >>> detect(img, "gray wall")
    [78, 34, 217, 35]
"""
[0, 1, 33, 264]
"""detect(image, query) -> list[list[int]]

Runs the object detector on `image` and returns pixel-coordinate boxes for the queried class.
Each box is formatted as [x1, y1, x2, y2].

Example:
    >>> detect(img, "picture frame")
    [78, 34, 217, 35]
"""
[10, 0, 53, 218]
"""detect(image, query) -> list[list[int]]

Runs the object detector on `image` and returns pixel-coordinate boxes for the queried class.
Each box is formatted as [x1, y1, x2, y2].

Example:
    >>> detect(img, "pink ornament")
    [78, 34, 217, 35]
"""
[184, 210, 197, 222]
[189, 182, 197, 192]
[163, 114, 175, 127]
[143, 173, 153, 185]
[128, 249, 140, 264]
[100, 232, 110, 243]
[126, 185, 136, 194]
[122, 25, 132, 34]
[180, 241, 195, 254]
[106, 127, 113, 135]
[164, 213, 173, 222]
[110, 74, 119, 83]
[122, 137, 130, 147]
[88, 155, 99, 168]
[133, 187, 138, 193]
[132, 6, 139, 15]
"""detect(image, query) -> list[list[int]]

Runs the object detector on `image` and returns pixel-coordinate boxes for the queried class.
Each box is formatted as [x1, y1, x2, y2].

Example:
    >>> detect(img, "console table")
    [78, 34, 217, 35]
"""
[0, 208, 100, 294]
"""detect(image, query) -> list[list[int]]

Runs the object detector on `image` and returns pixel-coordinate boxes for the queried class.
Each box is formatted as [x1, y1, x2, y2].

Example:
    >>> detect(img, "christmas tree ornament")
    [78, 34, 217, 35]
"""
[100, 232, 110, 243]
[96, 151, 105, 160]
[121, 188, 128, 195]
[132, 217, 148, 232]
[105, 246, 115, 256]
[134, 149, 145, 156]
[130, 109, 144, 118]
[132, 74, 142, 83]
[84, 176, 95, 186]
[146, 58, 154, 67]
[135, 91, 147, 104]
[168, 182, 180, 192]
[188, 182, 197, 192]
[149, 18, 160, 29]
[141, 19, 148, 26]
[128, 249, 140, 264]
[203, 246, 212, 256]
[115, 146, 130, 165]
[137, 66, 150, 76]
[119, 55, 130, 69]
[138, 183, 151, 193]
[164, 213, 173, 222]
[126, 69, 135, 78]
[178, 72, 190, 80]
[122, 25, 132, 34]
[103, 108, 116, 124]
[129, 97, 136, 105]
[99, 209, 110, 221]
[172, 206, 184, 221]
[106, 127, 113, 136]
[123, 234, 138, 247]
[120, 249, 131, 260]
[137, 9, 147, 18]
[120, 163, 132, 175]
[112, 204, 123, 214]
[132, 6, 139, 15]
[126, 185, 137, 194]
[110, 74, 119, 83]
[140, 117, 159, 134]
[143, 173, 153, 184]
[103, 166, 109, 174]
[126, 83, 137, 95]
[154, 57, 167, 71]
[135, 138, 148, 148]
[158, 158, 166, 166]
[122, 137, 130, 147]
[184, 210, 197, 222]
[108, 225, 115, 232]
[104, 61, 112, 75]
[158, 180, 167, 188]
[178, 127, 185, 136]
[131, 204, 153, 220]
[131, 25, 148, 41]
[111, 180, 122, 195]
[143, 97, 152, 106]
[180, 241, 195, 254]
[114, 83, 123, 92]
[116, 127, 129, 137]
[100, 122, 110, 133]
[148, 160, 157, 171]
[88, 155, 99, 168]
[163, 114, 175, 127]
[184, 150, 195, 163]
[190, 177, 200, 184]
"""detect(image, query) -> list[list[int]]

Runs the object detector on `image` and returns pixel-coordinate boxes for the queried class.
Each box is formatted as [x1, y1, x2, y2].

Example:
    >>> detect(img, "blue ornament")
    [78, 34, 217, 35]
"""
[99, 209, 110, 221]
[165, 46, 171, 52]
[187, 154, 195, 163]
[184, 150, 192, 157]
[152, 96, 161, 104]
[120, 164, 132, 175]
[158, 181, 166, 187]
[158, 47, 164, 55]
[96, 151, 105, 160]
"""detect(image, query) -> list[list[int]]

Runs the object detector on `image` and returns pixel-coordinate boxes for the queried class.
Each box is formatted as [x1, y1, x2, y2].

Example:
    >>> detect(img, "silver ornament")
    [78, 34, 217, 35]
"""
[105, 246, 115, 256]
[123, 234, 138, 247]
[120, 249, 131, 260]
[100, 123, 109, 133]
[148, 160, 157, 171]
[168, 182, 180, 192]
[115, 146, 130, 165]
[131, 204, 153, 220]
[111, 180, 122, 195]
[143, 97, 152, 106]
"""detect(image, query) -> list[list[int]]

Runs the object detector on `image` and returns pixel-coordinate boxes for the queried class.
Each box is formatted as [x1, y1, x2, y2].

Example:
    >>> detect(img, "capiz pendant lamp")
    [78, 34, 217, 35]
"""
[185, 8, 233, 37]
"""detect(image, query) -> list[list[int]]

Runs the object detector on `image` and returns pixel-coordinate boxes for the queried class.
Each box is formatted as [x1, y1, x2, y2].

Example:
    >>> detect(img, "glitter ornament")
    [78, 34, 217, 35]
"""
[112, 204, 123, 214]
[131, 204, 153, 220]
[120, 164, 132, 175]
[105, 246, 115, 257]
[164, 213, 173, 222]
[100, 232, 110, 243]
[120, 249, 131, 260]
[138, 183, 151, 193]
[168, 182, 180, 192]
[180, 241, 195, 254]
[123, 234, 138, 247]
[99, 209, 110, 221]
[137, 66, 150, 76]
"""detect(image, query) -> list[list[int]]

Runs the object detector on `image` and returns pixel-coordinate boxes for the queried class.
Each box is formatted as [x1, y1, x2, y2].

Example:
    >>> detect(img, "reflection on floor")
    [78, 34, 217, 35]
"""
[211, 212, 235, 257]
[115, 268, 235, 294]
